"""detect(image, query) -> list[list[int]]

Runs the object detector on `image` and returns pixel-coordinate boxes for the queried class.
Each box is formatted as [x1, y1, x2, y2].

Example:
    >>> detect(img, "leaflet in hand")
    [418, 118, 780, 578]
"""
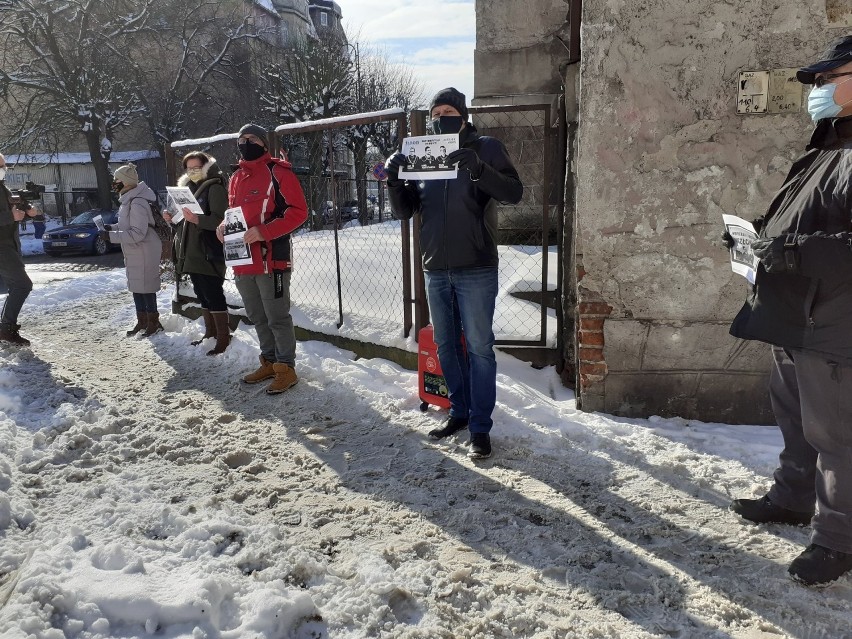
[722, 214, 759, 284]
[165, 186, 205, 225]
[398, 134, 459, 180]
[223, 207, 253, 267]
[93, 215, 105, 231]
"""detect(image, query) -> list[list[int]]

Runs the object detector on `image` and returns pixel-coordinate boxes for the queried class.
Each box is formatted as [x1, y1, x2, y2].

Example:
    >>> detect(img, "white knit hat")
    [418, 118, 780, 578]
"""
[113, 163, 139, 186]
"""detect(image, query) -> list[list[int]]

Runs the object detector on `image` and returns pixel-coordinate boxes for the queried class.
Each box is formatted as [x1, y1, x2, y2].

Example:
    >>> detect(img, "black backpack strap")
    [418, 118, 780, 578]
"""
[266, 162, 287, 219]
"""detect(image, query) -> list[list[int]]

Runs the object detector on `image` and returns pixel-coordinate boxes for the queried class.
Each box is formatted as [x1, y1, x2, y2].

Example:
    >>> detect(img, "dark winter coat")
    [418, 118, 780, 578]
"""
[228, 152, 308, 276]
[109, 182, 162, 294]
[730, 116, 852, 364]
[173, 159, 228, 279]
[0, 182, 20, 252]
[388, 124, 523, 271]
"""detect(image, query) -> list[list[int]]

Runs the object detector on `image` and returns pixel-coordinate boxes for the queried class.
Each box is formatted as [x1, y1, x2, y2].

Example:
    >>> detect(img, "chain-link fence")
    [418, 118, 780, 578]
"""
[410, 104, 562, 347]
[166, 106, 562, 353]
[166, 110, 413, 341]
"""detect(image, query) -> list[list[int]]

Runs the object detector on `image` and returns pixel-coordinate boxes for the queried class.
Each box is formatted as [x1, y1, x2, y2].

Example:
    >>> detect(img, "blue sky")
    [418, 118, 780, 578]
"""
[339, 0, 475, 108]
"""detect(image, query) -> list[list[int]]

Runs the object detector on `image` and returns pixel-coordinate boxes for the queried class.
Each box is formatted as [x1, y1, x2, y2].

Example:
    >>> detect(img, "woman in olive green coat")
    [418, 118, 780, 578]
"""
[164, 152, 230, 355]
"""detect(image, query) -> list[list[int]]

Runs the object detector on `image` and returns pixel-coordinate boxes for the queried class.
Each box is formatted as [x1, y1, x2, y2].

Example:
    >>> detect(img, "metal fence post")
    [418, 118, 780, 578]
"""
[410, 109, 429, 336]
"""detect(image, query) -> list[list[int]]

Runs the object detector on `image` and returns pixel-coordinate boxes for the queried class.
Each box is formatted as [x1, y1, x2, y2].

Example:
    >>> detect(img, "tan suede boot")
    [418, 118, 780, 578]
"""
[126, 311, 147, 337]
[191, 310, 214, 346]
[242, 355, 275, 384]
[206, 311, 231, 356]
[266, 362, 298, 395]
[142, 312, 164, 337]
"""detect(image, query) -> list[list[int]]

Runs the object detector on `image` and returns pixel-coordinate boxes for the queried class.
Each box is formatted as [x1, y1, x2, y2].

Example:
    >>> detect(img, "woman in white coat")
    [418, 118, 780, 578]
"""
[105, 164, 163, 336]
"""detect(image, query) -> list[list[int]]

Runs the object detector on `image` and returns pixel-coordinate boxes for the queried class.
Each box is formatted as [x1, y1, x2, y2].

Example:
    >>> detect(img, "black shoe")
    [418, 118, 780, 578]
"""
[730, 495, 813, 526]
[468, 433, 492, 459]
[428, 416, 469, 439]
[0, 323, 30, 346]
[789, 544, 852, 586]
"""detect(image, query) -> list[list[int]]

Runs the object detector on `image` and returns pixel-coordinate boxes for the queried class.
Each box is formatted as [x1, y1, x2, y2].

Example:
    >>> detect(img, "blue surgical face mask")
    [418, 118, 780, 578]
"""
[807, 77, 852, 122]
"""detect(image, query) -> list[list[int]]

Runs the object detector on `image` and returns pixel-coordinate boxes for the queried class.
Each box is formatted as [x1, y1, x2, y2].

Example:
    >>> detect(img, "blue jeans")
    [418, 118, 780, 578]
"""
[424, 267, 498, 433]
[132, 292, 157, 313]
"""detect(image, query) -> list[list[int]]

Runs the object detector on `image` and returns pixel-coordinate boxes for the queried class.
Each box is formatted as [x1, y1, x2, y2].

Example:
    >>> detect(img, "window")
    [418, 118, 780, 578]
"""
[320, 11, 328, 26]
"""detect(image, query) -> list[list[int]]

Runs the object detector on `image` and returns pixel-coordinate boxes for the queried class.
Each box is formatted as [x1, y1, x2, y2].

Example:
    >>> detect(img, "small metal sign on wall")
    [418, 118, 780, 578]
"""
[737, 69, 803, 115]
[737, 71, 769, 114]
[768, 68, 804, 114]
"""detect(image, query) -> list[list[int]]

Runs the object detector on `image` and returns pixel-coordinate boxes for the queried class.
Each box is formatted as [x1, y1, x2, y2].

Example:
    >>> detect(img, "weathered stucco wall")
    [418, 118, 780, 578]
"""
[474, 0, 572, 97]
[575, 1, 843, 422]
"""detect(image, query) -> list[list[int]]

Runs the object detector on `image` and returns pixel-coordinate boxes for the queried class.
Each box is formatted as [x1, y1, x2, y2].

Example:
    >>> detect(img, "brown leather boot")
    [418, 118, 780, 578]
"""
[206, 311, 231, 356]
[191, 310, 214, 346]
[126, 311, 147, 336]
[266, 362, 298, 394]
[242, 355, 275, 384]
[0, 323, 30, 346]
[142, 312, 164, 337]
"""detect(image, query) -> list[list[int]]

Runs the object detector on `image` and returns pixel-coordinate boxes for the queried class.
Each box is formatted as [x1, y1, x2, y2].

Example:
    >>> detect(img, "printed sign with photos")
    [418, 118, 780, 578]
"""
[223, 207, 253, 267]
[398, 134, 459, 180]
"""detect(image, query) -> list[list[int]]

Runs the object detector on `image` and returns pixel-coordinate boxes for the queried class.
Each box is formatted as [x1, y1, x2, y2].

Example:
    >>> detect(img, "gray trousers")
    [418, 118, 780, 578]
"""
[0, 238, 33, 326]
[235, 272, 296, 367]
[767, 346, 852, 553]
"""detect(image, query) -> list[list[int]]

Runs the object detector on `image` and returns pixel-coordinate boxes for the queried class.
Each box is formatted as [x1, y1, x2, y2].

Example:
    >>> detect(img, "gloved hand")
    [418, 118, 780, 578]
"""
[721, 231, 735, 250]
[447, 148, 484, 179]
[384, 152, 408, 183]
[752, 235, 799, 274]
[102, 224, 113, 232]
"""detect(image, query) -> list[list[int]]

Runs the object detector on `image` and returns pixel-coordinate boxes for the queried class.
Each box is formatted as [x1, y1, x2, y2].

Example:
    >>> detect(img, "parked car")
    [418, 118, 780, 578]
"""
[340, 200, 359, 221]
[42, 209, 119, 257]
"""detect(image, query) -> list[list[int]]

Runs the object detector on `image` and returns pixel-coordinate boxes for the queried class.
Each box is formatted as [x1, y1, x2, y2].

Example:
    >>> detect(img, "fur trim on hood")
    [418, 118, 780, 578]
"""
[178, 156, 218, 187]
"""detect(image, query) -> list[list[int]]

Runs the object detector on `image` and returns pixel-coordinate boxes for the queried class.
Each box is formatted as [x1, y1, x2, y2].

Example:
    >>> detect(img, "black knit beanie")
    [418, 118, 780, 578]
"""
[429, 87, 468, 120]
[238, 123, 269, 148]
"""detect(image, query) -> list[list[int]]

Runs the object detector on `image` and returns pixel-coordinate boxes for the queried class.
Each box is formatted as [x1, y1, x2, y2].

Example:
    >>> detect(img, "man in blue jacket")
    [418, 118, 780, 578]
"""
[386, 88, 523, 459]
[729, 36, 852, 586]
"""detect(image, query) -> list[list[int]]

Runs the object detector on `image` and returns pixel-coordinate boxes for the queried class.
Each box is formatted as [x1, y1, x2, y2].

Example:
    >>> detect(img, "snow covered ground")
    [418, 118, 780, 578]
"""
[1, 254, 851, 638]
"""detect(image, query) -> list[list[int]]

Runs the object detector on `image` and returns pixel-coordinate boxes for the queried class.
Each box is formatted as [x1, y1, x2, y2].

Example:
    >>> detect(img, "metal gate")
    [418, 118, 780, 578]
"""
[165, 104, 563, 357]
[410, 104, 563, 348]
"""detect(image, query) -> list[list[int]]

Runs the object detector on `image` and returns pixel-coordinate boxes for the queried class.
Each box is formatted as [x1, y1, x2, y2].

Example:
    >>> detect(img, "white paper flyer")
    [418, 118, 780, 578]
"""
[92, 215, 105, 231]
[398, 134, 459, 180]
[166, 186, 205, 225]
[722, 214, 759, 284]
[223, 207, 253, 267]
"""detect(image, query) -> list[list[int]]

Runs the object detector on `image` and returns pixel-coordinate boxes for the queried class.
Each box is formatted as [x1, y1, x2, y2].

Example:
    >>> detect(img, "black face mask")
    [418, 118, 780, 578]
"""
[431, 115, 464, 135]
[238, 140, 266, 161]
[111, 181, 124, 193]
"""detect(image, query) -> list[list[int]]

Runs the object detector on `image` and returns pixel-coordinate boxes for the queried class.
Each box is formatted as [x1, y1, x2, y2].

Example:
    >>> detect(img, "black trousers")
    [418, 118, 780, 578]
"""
[768, 346, 852, 553]
[189, 273, 227, 312]
[0, 240, 33, 326]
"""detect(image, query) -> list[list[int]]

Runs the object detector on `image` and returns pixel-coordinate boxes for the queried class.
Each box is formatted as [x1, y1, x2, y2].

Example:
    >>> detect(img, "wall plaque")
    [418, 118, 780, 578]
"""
[737, 71, 770, 114]
[768, 68, 803, 114]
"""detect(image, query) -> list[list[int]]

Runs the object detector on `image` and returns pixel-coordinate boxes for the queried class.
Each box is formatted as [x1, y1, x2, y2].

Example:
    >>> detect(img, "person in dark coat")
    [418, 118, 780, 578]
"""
[385, 87, 523, 460]
[163, 152, 230, 355]
[106, 163, 164, 337]
[728, 35, 852, 586]
[0, 152, 37, 346]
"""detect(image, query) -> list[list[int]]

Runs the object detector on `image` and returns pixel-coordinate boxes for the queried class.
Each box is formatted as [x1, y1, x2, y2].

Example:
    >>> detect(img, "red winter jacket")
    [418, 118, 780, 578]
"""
[228, 152, 308, 276]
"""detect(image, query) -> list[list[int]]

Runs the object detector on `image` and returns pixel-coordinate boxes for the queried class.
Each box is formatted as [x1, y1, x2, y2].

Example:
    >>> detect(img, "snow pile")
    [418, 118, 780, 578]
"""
[0, 267, 851, 638]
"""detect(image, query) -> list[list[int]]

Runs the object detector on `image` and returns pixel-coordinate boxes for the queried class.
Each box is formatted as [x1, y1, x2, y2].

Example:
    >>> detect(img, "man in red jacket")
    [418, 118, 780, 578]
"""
[219, 124, 308, 394]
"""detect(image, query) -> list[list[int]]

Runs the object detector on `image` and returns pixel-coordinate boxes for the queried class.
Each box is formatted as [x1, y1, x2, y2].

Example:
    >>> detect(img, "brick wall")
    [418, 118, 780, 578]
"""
[576, 280, 612, 395]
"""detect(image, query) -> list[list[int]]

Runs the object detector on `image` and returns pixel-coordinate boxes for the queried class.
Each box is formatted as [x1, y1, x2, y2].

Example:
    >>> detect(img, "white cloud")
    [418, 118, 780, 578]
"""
[341, 1, 475, 106]
[404, 42, 475, 105]
[342, 0, 475, 42]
